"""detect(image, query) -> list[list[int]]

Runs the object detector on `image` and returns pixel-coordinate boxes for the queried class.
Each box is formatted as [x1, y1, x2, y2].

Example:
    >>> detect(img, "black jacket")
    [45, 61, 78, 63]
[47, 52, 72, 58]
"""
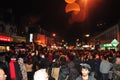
[58, 64, 69, 80]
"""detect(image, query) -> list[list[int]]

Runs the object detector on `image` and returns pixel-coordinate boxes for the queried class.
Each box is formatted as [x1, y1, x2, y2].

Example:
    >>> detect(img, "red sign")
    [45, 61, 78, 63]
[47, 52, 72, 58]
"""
[0, 35, 12, 42]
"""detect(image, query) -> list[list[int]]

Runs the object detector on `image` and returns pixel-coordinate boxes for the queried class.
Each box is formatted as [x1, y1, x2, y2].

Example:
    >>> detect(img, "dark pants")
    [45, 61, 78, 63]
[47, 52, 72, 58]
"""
[95, 71, 101, 80]
[27, 72, 33, 80]
[101, 73, 109, 80]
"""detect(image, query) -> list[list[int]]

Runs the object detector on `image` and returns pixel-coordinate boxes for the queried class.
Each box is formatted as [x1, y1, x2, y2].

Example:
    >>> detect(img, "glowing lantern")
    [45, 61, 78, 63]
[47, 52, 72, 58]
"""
[65, 3, 80, 13]
[65, 0, 76, 4]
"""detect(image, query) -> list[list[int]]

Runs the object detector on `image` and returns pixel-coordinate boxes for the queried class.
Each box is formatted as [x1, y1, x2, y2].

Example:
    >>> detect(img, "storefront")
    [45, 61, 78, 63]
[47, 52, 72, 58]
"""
[0, 35, 13, 52]
[11, 36, 29, 52]
[100, 39, 119, 51]
[12, 36, 26, 43]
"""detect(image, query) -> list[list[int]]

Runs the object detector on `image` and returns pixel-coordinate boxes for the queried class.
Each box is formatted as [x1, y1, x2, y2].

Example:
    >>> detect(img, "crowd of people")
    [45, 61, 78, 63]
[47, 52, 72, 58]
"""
[0, 49, 120, 80]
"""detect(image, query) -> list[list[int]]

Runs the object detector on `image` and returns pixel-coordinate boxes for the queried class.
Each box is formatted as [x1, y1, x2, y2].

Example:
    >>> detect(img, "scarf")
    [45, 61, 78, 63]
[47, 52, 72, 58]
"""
[10, 60, 16, 80]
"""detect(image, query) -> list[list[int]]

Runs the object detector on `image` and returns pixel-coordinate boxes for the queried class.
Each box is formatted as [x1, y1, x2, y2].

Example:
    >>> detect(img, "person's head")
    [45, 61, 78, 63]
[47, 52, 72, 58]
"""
[80, 63, 91, 76]
[102, 55, 108, 60]
[10, 55, 17, 61]
[34, 69, 48, 80]
[39, 59, 47, 69]
[95, 54, 99, 59]
[59, 56, 66, 65]
[115, 56, 120, 64]
[0, 62, 8, 80]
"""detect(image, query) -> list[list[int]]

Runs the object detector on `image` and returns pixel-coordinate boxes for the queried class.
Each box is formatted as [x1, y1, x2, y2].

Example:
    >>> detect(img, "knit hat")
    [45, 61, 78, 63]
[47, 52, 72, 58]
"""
[80, 63, 91, 70]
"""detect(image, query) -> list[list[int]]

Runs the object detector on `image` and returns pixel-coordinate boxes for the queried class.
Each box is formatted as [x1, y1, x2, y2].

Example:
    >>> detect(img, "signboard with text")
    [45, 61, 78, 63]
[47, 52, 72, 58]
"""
[0, 35, 12, 42]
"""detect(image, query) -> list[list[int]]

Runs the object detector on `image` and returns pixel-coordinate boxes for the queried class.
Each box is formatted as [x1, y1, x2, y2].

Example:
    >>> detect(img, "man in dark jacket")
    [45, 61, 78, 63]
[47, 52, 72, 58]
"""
[76, 63, 96, 80]
[58, 56, 69, 80]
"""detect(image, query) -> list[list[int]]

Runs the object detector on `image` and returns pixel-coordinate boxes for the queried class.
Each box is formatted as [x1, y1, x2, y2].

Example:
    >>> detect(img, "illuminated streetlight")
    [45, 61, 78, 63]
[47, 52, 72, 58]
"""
[52, 33, 56, 37]
[85, 34, 90, 37]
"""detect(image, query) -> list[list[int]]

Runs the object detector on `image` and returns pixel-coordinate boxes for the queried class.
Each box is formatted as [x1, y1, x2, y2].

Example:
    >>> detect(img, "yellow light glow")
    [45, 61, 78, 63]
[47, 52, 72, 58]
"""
[85, 34, 90, 37]
[52, 33, 56, 37]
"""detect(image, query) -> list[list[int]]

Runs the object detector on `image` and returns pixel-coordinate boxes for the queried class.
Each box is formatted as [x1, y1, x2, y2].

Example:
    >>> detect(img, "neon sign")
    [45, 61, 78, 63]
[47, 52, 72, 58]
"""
[0, 35, 12, 42]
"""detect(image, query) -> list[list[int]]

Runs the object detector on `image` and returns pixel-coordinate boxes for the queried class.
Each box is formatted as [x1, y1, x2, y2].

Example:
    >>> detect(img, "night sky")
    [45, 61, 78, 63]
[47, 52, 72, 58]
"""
[1, 0, 120, 44]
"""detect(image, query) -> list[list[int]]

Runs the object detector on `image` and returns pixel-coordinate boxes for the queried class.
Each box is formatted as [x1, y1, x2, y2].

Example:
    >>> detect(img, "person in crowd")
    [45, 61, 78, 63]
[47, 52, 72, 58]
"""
[100, 55, 113, 80]
[25, 58, 34, 80]
[0, 53, 9, 68]
[86, 54, 96, 78]
[9, 55, 22, 80]
[57, 56, 69, 80]
[50, 54, 60, 80]
[18, 58, 28, 80]
[67, 53, 80, 80]
[112, 56, 120, 80]
[94, 54, 101, 80]
[76, 63, 96, 80]
[0, 61, 9, 80]
[34, 68, 49, 80]
[34, 58, 49, 80]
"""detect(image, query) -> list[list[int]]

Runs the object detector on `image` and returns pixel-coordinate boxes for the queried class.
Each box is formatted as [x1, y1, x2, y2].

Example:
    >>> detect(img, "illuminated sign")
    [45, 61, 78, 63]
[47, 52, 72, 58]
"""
[0, 35, 12, 42]
[36, 34, 46, 45]
[111, 39, 119, 47]
[103, 43, 112, 47]
[29, 33, 33, 42]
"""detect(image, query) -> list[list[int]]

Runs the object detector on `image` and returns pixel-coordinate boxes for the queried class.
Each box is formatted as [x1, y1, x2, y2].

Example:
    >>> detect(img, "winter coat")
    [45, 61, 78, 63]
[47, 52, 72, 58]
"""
[58, 64, 69, 80]
[76, 75, 96, 80]
[67, 61, 80, 80]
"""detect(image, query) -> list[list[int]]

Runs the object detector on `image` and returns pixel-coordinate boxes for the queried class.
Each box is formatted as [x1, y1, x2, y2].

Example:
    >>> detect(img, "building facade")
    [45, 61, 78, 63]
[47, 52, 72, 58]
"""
[91, 23, 120, 51]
